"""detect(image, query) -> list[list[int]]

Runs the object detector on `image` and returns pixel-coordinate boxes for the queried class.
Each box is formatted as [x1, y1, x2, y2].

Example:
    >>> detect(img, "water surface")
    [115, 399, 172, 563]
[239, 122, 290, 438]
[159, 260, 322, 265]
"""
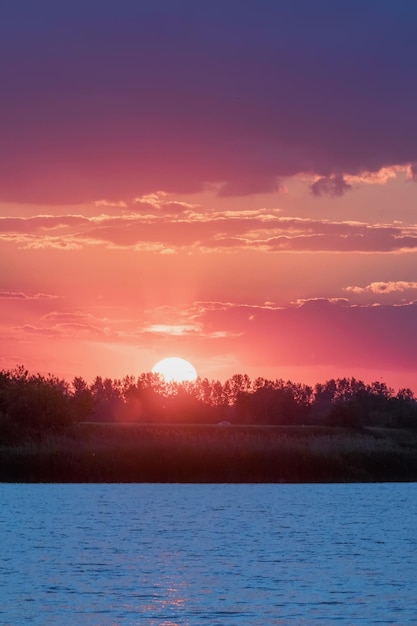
[1, 483, 416, 624]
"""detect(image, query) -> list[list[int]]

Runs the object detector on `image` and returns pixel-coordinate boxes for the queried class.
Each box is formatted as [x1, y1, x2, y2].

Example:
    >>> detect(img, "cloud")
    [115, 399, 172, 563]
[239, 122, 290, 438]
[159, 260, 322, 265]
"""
[217, 177, 283, 197]
[133, 192, 199, 213]
[20, 324, 61, 337]
[140, 321, 240, 341]
[345, 166, 409, 186]
[194, 299, 417, 371]
[18, 322, 109, 339]
[95, 200, 128, 208]
[410, 163, 417, 181]
[1, 2, 417, 202]
[310, 175, 352, 197]
[22, 238, 84, 251]
[52, 323, 110, 338]
[0, 215, 88, 233]
[0, 291, 59, 300]
[2, 211, 417, 253]
[42, 311, 97, 322]
[6, 296, 417, 383]
[143, 323, 201, 336]
[345, 281, 417, 294]
[293, 297, 349, 306]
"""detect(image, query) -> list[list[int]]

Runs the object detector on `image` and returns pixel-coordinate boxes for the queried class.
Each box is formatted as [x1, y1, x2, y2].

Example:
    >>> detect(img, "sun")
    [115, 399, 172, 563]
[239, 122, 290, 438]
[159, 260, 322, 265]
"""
[152, 357, 197, 383]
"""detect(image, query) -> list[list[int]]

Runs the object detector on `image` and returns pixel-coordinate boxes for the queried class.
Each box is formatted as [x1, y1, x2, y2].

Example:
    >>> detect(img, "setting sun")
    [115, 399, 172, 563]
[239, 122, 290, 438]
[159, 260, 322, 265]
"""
[152, 357, 197, 383]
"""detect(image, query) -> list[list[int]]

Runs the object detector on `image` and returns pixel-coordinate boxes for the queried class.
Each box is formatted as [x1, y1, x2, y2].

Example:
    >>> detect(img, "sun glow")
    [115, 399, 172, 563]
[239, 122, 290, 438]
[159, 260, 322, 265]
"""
[152, 357, 197, 383]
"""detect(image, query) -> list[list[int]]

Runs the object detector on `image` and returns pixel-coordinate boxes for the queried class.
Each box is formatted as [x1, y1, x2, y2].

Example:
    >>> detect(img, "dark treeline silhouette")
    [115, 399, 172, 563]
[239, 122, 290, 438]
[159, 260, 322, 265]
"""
[1, 366, 417, 442]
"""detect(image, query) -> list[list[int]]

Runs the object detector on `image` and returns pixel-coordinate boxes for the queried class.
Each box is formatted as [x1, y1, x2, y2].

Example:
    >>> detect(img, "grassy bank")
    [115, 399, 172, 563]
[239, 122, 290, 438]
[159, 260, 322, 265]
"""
[1, 424, 417, 483]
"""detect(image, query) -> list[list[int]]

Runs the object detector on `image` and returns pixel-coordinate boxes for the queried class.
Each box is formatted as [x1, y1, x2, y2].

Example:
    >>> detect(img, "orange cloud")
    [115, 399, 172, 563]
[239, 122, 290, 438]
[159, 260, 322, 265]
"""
[345, 281, 417, 294]
[2, 211, 417, 254]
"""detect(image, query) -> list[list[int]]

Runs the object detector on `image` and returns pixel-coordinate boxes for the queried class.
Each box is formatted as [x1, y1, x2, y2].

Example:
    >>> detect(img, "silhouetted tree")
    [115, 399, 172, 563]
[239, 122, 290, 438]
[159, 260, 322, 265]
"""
[1, 367, 416, 435]
[71, 377, 94, 421]
[90, 376, 123, 421]
[0, 367, 73, 435]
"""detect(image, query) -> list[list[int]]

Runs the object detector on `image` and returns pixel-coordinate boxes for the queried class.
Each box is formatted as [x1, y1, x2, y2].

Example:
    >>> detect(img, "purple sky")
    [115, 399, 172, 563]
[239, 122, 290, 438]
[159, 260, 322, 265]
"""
[1, 1, 417, 202]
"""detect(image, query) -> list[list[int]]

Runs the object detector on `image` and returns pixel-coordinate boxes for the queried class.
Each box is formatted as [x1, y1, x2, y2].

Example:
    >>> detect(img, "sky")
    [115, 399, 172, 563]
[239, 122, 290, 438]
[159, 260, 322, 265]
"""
[2, 0, 417, 391]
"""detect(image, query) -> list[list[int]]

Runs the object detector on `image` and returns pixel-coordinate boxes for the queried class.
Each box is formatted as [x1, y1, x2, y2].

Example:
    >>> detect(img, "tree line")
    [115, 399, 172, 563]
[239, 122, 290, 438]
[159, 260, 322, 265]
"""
[1, 366, 416, 441]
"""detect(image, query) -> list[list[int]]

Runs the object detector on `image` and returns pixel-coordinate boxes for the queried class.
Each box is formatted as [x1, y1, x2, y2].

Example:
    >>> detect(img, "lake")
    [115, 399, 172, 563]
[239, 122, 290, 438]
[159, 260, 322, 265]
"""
[1, 483, 416, 624]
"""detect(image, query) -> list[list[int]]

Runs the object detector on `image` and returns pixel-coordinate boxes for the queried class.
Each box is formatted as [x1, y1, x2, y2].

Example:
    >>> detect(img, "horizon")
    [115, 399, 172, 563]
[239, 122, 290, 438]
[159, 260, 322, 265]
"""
[2, 363, 414, 398]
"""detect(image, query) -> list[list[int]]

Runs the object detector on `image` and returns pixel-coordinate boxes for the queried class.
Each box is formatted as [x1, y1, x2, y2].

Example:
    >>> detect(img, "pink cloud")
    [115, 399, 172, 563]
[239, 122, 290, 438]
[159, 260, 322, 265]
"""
[20, 324, 61, 337]
[3, 294, 417, 391]
[0, 291, 59, 300]
[194, 299, 417, 372]
[17, 322, 109, 340]
[2, 211, 417, 254]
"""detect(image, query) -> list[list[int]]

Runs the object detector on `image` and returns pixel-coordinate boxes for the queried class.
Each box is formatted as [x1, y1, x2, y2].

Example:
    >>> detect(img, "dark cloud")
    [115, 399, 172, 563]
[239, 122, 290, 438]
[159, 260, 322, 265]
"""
[1, 1, 417, 203]
[310, 175, 352, 197]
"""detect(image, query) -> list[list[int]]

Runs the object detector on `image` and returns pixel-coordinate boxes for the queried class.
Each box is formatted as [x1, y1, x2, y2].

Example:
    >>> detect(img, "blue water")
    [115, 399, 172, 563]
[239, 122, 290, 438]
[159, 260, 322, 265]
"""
[0, 483, 416, 625]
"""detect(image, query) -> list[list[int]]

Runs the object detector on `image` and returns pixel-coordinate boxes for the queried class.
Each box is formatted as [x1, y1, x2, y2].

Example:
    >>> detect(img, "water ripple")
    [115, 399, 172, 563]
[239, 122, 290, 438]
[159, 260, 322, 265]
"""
[0, 483, 416, 624]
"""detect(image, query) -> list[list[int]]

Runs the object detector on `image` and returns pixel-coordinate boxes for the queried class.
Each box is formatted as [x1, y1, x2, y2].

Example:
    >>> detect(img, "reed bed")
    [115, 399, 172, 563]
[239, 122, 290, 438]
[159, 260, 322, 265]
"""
[1, 424, 417, 483]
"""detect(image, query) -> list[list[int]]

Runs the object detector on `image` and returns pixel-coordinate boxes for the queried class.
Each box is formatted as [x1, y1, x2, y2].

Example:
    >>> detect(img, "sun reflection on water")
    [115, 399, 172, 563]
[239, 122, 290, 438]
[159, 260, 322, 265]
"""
[141, 582, 188, 622]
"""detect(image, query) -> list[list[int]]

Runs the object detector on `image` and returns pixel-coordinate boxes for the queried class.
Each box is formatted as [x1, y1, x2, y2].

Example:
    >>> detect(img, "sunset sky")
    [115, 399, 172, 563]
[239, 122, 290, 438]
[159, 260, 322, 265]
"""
[2, 1, 417, 390]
